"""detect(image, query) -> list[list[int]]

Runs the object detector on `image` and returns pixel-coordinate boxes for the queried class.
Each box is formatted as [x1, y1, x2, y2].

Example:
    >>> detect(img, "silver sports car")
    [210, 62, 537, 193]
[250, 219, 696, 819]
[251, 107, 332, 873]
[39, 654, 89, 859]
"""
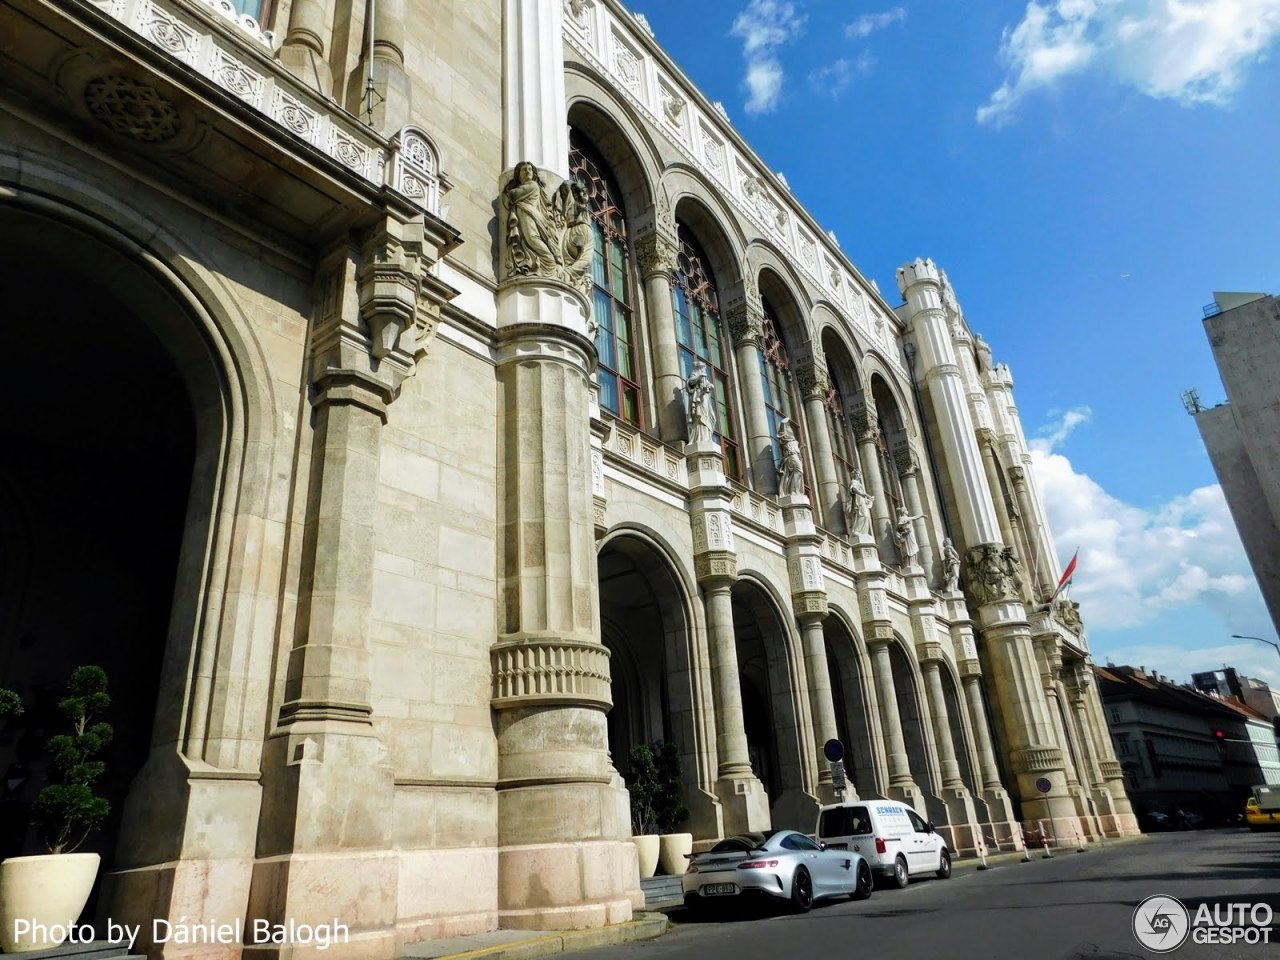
[682, 830, 872, 912]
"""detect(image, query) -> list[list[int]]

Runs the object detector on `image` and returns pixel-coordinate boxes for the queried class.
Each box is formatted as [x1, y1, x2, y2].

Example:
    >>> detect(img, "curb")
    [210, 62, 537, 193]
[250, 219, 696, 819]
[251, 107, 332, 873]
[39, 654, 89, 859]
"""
[419, 914, 669, 960]
[953, 832, 1148, 871]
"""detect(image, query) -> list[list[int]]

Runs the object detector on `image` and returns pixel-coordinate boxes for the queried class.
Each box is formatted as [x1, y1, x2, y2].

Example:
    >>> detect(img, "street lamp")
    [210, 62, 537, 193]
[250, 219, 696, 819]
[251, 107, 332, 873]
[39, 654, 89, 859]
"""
[1231, 634, 1280, 666]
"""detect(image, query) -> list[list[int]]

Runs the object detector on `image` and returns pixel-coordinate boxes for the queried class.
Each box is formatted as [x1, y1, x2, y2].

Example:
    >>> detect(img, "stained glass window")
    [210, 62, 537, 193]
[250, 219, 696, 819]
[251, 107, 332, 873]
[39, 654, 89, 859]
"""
[758, 300, 805, 490]
[569, 134, 642, 427]
[825, 367, 860, 491]
[673, 226, 741, 479]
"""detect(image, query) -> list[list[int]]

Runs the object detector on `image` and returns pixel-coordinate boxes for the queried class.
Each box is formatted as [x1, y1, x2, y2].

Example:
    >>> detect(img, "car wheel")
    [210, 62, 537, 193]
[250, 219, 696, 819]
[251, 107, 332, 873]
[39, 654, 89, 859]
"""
[791, 867, 814, 913]
[892, 855, 909, 889]
[851, 860, 873, 901]
[936, 849, 952, 880]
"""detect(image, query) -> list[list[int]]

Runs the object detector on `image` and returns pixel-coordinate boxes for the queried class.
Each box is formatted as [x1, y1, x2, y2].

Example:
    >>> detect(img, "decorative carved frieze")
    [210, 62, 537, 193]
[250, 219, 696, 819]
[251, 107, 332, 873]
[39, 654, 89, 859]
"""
[491, 637, 612, 709]
[695, 551, 737, 583]
[500, 161, 592, 301]
[1098, 759, 1124, 781]
[792, 594, 828, 618]
[1013, 746, 1064, 773]
[963, 543, 1025, 607]
[84, 76, 181, 142]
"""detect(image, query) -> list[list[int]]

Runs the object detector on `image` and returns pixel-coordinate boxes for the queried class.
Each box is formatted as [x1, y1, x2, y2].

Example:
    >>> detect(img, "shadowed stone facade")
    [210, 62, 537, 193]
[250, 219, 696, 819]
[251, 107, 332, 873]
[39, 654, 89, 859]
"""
[0, 0, 1137, 956]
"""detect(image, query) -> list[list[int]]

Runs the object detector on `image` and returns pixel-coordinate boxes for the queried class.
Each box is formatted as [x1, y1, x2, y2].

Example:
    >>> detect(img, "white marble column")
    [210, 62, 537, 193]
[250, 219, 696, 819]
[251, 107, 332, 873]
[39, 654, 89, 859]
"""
[725, 295, 775, 490]
[634, 225, 685, 441]
[855, 415, 893, 555]
[868, 638, 914, 789]
[898, 257, 1075, 830]
[797, 362, 842, 530]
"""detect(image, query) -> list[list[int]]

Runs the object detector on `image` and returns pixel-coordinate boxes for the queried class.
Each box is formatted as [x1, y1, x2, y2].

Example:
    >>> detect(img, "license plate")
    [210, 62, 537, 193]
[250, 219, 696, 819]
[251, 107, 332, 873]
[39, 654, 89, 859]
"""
[703, 883, 737, 896]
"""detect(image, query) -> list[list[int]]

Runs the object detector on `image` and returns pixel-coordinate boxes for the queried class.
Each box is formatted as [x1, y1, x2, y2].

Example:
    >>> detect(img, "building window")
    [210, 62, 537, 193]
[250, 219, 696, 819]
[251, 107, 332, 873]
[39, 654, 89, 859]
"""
[673, 227, 741, 479]
[569, 135, 642, 427]
[758, 300, 805, 489]
[825, 367, 860, 490]
[231, 0, 263, 18]
[1110, 708, 1120, 724]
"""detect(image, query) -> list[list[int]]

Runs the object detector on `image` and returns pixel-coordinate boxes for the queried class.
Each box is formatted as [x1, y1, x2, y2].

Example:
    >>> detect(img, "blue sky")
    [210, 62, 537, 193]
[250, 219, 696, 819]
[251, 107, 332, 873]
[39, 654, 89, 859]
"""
[631, 0, 1280, 684]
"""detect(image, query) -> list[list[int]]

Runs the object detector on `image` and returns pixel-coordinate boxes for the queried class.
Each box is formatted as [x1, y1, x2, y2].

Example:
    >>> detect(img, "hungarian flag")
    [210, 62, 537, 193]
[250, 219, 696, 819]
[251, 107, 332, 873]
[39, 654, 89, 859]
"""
[1048, 549, 1078, 604]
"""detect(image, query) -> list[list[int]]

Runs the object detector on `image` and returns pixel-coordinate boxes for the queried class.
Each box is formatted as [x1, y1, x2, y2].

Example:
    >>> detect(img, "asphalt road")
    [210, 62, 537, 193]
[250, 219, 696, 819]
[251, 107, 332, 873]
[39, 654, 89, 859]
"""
[580, 829, 1280, 960]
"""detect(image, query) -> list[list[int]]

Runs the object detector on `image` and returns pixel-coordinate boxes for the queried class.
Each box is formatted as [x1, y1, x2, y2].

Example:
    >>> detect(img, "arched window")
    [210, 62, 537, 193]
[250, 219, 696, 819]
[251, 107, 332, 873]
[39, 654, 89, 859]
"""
[759, 300, 806, 489]
[673, 226, 741, 479]
[569, 133, 642, 427]
[825, 366, 860, 490]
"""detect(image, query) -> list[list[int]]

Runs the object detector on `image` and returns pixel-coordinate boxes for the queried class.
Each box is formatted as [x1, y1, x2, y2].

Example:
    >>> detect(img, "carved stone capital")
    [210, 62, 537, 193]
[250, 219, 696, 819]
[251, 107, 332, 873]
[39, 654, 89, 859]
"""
[634, 230, 679, 280]
[1012, 745, 1065, 774]
[851, 411, 879, 445]
[795, 361, 830, 401]
[1098, 759, 1124, 782]
[893, 443, 919, 477]
[695, 550, 738, 585]
[724, 296, 764, 346]
[792, 593, 829, 619]
[974, 426, 997, 449]
[917, 642, 945, 664]
[1008, 465, 1026, 486]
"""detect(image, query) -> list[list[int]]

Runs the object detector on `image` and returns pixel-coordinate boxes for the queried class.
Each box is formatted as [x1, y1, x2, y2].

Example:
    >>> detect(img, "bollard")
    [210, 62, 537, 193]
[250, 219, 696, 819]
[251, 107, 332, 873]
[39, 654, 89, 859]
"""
[1018, 823, 1032, 862]
[977, 832, 990, 870]
[1039, 819, 1054, 859]
[1075, 824, 1087, 853]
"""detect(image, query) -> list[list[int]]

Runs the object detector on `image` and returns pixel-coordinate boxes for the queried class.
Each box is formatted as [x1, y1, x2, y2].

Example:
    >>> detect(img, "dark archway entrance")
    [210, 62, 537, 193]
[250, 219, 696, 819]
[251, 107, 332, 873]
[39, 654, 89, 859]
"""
[0, 211, 195, 874]
[825, 616, 879, 797]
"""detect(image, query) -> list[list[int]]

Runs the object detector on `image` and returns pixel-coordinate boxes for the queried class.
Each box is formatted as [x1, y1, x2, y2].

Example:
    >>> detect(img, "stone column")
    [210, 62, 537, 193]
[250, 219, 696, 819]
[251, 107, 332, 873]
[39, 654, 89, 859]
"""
[867, 638, 915, 793]
[491, 0, 639, 928]
[898, 257, 1076, 830]
[1081, 663, 1140, 836]
[781, 485, 837, 810]
[854, 411, 893, 555]
[896, 445, 935, 576]
[279, 0, 333, 94]
[976, 429, 1019, 565]
[248, 211, 442, 957]
[918, 649, 979, 851]
[634, 222, 684, 442]
[688, 440, 770, 834]
[347, 0, 410, 130]
[725, 293, 776, 490]
[796, 361, 842, 530]
[1009, 465, 1056, 602]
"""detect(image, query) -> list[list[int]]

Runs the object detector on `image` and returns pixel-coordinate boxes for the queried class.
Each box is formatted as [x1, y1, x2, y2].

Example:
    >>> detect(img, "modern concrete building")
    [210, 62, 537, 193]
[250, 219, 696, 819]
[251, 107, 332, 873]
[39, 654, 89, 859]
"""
[1191, 291, 1280, 632]
[0, 0, 1136, 956]
[1192, 667, 1280, 724]
[1098, 665, 1280, 821]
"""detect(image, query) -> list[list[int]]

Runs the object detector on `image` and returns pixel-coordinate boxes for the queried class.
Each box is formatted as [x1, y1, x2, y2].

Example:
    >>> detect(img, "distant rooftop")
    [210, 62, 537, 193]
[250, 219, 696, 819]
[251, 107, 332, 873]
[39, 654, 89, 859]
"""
[1203, 291, 1271, 318]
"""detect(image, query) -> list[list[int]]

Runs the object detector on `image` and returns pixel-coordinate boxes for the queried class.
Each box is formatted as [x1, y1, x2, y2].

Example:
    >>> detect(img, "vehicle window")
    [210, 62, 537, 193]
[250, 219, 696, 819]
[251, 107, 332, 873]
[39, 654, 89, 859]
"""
[906, 810, 929, 833]
[780, 834, 803, 850]
[818, 806, 871, 837]
[791, 834, 821, 851]
[709, 835, 763, 853]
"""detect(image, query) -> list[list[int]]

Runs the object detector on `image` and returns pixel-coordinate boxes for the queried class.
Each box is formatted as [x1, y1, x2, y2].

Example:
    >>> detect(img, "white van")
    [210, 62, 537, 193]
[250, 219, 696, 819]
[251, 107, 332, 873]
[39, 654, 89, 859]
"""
[815, 800, 951, 888]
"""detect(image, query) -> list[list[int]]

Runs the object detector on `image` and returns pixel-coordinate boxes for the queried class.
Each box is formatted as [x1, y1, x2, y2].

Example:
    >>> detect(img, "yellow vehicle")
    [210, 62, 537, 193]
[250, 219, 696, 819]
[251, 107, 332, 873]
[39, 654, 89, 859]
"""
[1246, 791, 1280, 831]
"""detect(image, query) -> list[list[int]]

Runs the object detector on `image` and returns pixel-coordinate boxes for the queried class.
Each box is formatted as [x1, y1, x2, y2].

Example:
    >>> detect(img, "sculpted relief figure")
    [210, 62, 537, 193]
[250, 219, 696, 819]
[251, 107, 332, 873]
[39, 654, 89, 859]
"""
[1000, 546, 1024, 599]
[843, 467, 874, 538]
[941, 537, 961, 592]
[502, 162, 592, 297]
[973, 333, 994, 375]
[777, 418, 805, 496]
[685, 359, 715, 445]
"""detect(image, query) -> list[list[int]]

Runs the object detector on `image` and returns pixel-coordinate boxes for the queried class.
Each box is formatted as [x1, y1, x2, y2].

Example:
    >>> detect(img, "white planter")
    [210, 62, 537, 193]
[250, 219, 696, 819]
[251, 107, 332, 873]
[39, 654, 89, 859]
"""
[659, 832, 693, 875]
[0, 853, 100, 953]
[631, 834, 660, 879]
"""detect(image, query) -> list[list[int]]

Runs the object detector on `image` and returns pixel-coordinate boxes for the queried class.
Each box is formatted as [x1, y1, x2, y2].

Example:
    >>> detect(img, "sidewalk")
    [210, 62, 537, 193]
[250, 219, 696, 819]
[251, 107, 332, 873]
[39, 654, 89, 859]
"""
[397, 913, 669, 960]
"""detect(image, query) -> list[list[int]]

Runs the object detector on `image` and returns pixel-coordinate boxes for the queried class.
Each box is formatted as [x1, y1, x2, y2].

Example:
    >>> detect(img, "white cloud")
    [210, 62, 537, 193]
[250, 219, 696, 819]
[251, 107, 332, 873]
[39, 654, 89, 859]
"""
[1029, 407, 1262, 633]
[1099, 641, 1280, 686]
[809, 53, 876, 96]
[978, 0, 1280, 126]
[845, 7, 908, 38]
[731, 0, 807, 114]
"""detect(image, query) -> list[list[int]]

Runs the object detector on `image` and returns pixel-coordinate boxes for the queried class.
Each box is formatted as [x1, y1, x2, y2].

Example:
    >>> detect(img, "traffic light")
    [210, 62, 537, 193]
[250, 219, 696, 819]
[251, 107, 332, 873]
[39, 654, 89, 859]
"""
[1215, 729, 1228, 757]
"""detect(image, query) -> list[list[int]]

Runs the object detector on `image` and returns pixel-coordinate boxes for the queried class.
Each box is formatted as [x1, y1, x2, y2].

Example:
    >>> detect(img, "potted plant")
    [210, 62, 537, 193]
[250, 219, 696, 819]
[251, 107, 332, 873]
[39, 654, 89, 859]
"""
[0, 666, 113, 954]
[653, 741, 692, 875]
[626, 743, 661, 879]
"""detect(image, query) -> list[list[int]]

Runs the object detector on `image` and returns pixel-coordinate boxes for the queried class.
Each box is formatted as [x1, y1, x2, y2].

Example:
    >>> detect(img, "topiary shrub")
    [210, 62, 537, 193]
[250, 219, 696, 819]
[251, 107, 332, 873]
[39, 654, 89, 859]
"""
[33, 666, 113, 854]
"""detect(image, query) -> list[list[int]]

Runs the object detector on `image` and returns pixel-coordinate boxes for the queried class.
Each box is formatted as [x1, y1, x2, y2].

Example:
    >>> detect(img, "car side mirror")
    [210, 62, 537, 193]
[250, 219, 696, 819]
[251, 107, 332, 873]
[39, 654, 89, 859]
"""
[926, 821, 935, 833]
[819, 842, 827, 851]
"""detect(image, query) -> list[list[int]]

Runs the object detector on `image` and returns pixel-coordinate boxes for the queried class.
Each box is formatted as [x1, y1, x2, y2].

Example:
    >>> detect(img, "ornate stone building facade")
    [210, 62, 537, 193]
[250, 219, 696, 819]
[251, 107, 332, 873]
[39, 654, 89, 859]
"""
[0, 0, 1136, 955]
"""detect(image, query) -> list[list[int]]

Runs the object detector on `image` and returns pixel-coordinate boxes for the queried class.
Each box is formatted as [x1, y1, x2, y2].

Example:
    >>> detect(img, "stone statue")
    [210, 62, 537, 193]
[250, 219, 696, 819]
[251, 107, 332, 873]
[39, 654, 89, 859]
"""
[1000, 546, 1024, 598]
[973, 333, 993, 374]
[894, 505, 923, 564]
[558, 178, 592, 280]
[777, 417, 805, 496]
[842, 467, 874, 538]
[1055, 597, 1083, 634]
[968, 543, 1007, 605]
[685, 359, 715, 445]
[942, 537, 961, 592]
